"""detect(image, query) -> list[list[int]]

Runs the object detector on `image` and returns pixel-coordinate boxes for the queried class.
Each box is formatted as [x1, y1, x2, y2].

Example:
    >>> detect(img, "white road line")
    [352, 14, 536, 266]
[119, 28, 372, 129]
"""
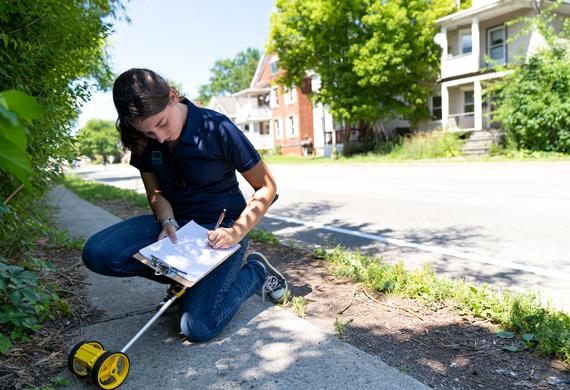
[266, 213, 570, 282]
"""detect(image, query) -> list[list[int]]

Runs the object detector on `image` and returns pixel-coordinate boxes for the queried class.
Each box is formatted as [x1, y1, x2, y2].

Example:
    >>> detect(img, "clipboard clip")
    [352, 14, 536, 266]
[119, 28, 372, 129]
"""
[150, 255, 188, 277]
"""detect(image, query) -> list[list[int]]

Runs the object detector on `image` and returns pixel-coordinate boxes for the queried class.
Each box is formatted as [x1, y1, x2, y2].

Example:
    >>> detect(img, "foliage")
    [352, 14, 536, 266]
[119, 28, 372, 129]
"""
[489, 46, 570, 153]
[267, 0, 456, 137]
[382, 131, 465, 159]
[63, 174, 149, 208]
[0, 259, 63, 354]
[0, 201, 78, 354]
[76, 119, 121, 164]
[248, 229, 280, 245]
[0, 90, 44, 188]
[0, 0, 123, 354]
[315, 245, 570, 363]
[0, 0, 123, 196]
[487, 0, 570, 153]
[197, 48, 261, 105]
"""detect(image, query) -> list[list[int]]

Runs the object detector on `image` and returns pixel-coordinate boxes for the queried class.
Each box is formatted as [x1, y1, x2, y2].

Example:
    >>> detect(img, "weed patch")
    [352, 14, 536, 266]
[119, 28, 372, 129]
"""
[315, 245, 570, 363]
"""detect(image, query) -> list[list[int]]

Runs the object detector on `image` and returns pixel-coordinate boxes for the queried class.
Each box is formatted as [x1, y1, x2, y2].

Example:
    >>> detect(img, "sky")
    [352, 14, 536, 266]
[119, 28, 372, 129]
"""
[78, 0, 275, 129]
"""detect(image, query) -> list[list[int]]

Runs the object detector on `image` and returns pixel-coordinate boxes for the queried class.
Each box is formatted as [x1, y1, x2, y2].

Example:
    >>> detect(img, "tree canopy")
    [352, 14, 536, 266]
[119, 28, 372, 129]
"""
[77, 119, 121, 164]
[267, 0, 456, 128]
[197, 48, 261, 104]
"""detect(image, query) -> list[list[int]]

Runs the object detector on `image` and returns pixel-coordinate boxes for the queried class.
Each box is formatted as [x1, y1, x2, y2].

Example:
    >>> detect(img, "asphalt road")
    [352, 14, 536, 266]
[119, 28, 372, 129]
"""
[71, 161, 570, 311]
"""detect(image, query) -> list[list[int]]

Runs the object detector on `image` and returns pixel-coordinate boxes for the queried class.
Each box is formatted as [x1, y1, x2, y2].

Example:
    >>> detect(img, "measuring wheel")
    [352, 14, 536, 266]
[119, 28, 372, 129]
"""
[68, 340, 104, 377]
[91, 351, 130, 389]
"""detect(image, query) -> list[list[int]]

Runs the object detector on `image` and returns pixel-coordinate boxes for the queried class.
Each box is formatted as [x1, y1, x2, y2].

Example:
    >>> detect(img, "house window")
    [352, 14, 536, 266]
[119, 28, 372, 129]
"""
[259, 121, 270, 136]
[287, 115, 296, 137]
[270, 87, 279, 107]
[284, 87, 296, 105]
[459, 29, 472, 54]
[464, 90, 474, 116]
[274, 119, 281, 138]
[244, 124, 250, 132]
[488, 25, 506, 63]
[270, 61, 279, 74]
[257, 94, 269, 107]
[432, 96, 442, 120]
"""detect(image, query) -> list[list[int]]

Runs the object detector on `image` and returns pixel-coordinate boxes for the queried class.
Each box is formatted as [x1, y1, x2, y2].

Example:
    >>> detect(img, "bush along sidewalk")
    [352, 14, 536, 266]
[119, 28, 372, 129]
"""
[312, 245, 570, 364]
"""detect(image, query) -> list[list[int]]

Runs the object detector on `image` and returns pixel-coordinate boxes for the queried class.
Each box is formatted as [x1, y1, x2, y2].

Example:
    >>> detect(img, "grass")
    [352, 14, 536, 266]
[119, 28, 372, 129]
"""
[313, 245, 570, 363]
[261, 131, 570, 165]
[62, 174, 148, 207]
[248, 229, 280, 245]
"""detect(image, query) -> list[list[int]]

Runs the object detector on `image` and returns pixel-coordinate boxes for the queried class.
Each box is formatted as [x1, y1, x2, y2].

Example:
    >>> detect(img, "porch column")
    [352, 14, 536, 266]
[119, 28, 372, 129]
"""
[471, 16, 480, 70]
[474, 79, 483, 130]
[441, 83, 449, 130]
[440, 26, 448, 62]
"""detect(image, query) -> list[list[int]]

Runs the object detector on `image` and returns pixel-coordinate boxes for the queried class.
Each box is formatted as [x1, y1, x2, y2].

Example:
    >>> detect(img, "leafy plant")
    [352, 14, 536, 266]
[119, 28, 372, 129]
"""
[291, 296, 307, 318]
[248, 229, 280, 245]
[334, 318, 353, 339]
[0, 259, 63, 354]
[0, 90, 44, 188]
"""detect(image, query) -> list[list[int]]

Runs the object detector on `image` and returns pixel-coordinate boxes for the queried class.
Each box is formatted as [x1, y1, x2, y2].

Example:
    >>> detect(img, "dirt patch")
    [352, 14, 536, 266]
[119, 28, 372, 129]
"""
[9, 198, 569, 389]
[0, 245, 101, 390]
[249, 241, 570, 390]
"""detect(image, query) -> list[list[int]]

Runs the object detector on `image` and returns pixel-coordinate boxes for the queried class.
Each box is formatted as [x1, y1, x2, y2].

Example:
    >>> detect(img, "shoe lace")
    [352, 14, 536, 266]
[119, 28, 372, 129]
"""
[261, 275, 280, 302]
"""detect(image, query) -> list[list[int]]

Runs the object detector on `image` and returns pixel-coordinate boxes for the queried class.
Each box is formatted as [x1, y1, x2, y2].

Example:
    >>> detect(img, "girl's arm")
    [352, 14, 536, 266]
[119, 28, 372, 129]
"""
[141, 172, 179, 242]
[208, 160, 277, 249]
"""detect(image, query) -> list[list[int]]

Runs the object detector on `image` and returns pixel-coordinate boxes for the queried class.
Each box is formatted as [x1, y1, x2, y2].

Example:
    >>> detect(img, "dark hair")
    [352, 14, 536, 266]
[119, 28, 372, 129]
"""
[113, 68, 171, 152]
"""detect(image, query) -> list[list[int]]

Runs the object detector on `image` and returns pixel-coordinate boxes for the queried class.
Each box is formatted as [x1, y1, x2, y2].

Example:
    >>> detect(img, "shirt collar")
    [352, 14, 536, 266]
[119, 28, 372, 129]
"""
[180, 98, 202, 144]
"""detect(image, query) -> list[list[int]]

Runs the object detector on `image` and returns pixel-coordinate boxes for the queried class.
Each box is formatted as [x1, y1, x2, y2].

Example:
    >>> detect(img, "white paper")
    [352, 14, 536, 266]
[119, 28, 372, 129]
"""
[138, 220, 240, 282]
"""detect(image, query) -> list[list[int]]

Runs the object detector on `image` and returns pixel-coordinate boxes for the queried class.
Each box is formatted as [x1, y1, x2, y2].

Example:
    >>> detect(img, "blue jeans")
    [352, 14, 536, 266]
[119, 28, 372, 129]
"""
[82, 214, 266, 341]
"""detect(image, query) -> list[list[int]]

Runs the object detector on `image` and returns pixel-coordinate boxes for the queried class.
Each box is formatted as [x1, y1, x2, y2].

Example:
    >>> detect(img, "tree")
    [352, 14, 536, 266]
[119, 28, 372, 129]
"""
[77, 119, 121, 164]
[267, 0, 456, 154]
[197, 48, 261, 104]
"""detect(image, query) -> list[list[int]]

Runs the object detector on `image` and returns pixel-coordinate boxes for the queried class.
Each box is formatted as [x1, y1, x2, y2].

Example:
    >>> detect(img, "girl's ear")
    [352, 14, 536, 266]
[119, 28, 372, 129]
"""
[169, 88, 178, 103]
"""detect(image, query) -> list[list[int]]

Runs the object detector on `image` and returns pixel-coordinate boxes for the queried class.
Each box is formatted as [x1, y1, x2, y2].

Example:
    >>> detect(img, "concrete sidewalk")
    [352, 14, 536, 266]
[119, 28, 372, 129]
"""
[47, 186, 429, 389]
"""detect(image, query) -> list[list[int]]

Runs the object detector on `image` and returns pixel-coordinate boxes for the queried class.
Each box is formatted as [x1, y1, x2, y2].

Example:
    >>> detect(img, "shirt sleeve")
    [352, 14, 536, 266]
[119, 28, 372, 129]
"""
[218, 119, 261, 172]
[129, 149, 152, 172]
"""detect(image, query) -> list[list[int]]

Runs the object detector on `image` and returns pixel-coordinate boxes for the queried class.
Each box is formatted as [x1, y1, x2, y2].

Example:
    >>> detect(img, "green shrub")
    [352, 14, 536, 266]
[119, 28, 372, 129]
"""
[490, 46, 570, 153]
[387, 131, 465, 159]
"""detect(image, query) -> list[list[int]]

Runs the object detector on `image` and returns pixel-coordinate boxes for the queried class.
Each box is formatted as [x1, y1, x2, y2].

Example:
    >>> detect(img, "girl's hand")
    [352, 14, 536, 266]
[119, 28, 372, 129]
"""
[207, 227, 241, 249]
[158, 223, 178, 243]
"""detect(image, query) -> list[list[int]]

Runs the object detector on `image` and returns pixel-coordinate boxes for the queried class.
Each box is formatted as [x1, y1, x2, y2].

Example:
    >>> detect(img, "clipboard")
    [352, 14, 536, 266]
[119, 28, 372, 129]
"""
[133, 253, 196, 288]
[133, 220, 241, 289]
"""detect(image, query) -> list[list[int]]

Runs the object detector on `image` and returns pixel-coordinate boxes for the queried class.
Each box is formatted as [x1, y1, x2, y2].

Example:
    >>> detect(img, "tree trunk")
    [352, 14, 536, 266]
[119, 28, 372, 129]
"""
[343, 121, 350, 156]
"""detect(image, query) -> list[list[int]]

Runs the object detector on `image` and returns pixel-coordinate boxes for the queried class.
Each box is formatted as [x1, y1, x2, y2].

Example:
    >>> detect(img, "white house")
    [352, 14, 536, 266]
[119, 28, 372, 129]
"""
[435, 0, 570, 132]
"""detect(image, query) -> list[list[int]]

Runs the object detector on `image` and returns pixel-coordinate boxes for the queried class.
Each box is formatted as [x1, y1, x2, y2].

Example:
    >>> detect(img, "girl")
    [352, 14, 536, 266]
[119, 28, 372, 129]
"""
[82, 68, 287, 341]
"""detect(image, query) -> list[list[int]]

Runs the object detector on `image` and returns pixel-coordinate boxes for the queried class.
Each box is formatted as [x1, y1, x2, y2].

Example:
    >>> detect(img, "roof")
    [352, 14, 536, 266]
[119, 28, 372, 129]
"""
[437, 0, 570, 27]
[207, 96, 238, 117]
[232, 87, 270, 97]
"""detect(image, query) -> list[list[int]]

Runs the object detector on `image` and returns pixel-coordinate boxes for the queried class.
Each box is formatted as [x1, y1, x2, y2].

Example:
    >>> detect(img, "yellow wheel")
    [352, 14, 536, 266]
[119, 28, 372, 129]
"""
[91, 351, 130, 389]
[68, 340, 105, 377]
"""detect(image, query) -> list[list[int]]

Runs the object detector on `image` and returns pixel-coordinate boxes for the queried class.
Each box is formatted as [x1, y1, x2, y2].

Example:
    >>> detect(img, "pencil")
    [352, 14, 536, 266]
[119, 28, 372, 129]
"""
[214, 208, 226, 230]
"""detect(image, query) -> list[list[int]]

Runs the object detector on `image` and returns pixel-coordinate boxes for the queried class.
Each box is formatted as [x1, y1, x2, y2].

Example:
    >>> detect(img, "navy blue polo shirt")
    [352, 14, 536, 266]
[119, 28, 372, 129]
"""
[130, 99, 261, 225]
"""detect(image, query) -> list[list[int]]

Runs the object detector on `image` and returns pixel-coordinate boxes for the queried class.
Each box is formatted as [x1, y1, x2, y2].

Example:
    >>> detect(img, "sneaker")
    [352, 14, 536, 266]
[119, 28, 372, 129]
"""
[247, 252, 288, 303]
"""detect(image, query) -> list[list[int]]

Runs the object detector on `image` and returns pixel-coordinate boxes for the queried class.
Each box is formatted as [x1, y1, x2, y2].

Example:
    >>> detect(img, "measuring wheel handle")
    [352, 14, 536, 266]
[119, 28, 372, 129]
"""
[68, 340, 105, 377]
[91, 350, 130, 389]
